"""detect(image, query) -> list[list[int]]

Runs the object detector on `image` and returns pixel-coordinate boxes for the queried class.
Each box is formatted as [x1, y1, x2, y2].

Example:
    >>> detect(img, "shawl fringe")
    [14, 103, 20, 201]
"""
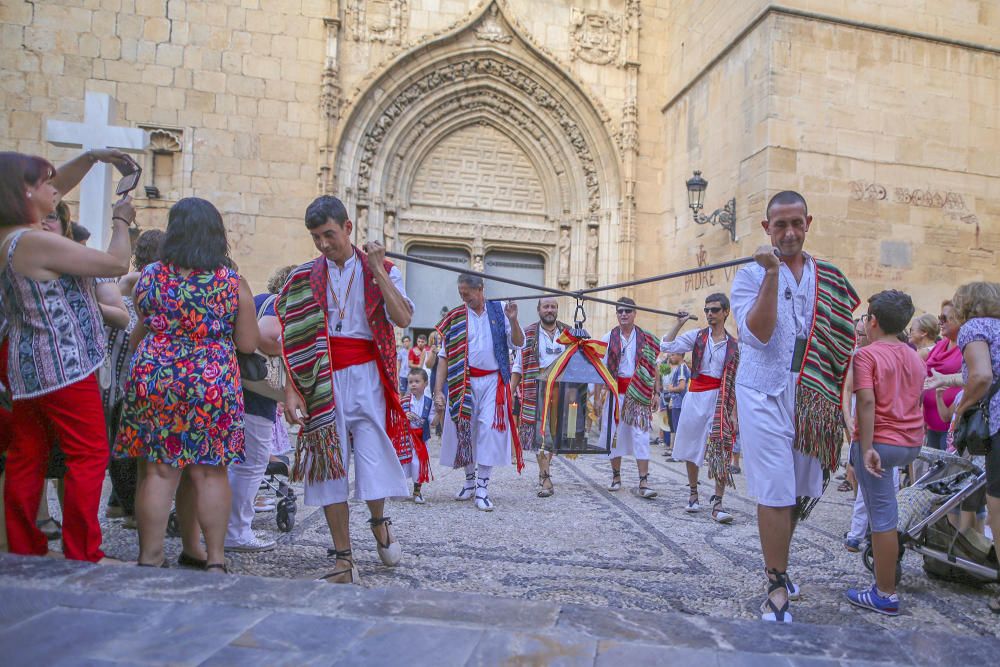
[794, 384, 845, 472]
[291, 426, 345, 483]
[455, 417, 474, 469]
[622, 398, 651, 431]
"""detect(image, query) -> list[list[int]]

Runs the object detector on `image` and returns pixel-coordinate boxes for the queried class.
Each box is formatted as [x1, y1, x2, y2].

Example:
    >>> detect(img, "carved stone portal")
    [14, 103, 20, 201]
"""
[570, 8, 624, 66]
[346, 0, 409, 45]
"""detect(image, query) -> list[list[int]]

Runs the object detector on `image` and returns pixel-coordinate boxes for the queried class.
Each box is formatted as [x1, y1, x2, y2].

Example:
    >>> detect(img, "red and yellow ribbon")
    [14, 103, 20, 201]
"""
[538, 329, 621, 436]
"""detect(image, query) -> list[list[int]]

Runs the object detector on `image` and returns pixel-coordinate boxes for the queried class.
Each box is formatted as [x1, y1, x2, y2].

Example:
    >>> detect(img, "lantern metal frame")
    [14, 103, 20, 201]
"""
[686, 170, 737, 242]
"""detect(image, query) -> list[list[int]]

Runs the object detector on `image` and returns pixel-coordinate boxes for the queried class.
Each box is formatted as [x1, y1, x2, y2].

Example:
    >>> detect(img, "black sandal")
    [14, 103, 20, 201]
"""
[761, 568, 792, 623]
[685, 484, 700, 512]
[205, 563, 229, 574]
[709, 495, 734, 524]
[136, 560, 168, 568]
[537, 472, 554, 498]
[369, 517, 401, 566]
[635, 474, 657, 499]
[608, 469, 622, 491]
[177, 552, 208, 569]
[318, 548, 358, 584]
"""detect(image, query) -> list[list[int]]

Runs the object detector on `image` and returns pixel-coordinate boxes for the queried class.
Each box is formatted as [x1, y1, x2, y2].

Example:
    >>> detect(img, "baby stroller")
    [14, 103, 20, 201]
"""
[862, 446, 998, 584]
[165, 455, 297, 536]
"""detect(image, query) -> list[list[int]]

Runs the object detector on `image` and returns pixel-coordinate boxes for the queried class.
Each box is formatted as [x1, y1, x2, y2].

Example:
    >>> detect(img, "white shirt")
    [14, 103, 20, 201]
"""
[437, 304, 514, 371]
[325, 254, 413, 340]
[601, 328, 637, 378]
[512, 325, 566, 374]
[731, 255, 816, 354]
[404, 392, 436, 428]
[661, 329, 727, 378]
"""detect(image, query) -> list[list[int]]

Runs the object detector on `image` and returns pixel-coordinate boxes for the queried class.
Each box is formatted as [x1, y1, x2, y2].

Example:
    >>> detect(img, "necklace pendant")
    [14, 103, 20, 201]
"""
[335, 321, 343, 333]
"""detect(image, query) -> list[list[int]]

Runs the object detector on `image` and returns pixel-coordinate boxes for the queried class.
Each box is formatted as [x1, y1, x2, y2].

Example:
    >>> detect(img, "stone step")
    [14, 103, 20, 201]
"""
[0, 554, 996, 666]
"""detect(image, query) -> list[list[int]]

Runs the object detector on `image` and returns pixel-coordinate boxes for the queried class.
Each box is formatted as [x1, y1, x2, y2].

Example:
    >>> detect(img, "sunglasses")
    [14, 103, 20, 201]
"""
[703, 307, 723, 314]
[938, 315, 949, 323]
[616, 309, 634, 315]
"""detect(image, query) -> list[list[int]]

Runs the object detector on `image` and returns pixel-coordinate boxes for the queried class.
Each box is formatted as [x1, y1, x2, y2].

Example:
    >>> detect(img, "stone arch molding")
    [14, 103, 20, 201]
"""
[334, 1, 623, 288]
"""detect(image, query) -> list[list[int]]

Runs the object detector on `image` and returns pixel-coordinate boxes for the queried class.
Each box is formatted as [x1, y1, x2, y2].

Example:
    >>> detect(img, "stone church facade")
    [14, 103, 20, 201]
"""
[2, 1, 997, 333]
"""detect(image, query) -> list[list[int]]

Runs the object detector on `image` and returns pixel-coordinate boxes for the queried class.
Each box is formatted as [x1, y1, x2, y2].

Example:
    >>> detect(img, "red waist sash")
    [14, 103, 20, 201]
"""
[329, 337, 377, 371]
[468, 366, 523, 468]
[616, 376, 632, 395]
[688, 374, 721, 392]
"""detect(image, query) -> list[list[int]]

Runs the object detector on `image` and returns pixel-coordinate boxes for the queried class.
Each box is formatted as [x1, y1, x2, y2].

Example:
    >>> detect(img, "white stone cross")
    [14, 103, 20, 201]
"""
[45, 92, 148, 249]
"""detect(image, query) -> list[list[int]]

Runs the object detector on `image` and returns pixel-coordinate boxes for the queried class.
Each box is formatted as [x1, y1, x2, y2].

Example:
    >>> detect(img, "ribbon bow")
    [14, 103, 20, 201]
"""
[538, 329, 621, 436]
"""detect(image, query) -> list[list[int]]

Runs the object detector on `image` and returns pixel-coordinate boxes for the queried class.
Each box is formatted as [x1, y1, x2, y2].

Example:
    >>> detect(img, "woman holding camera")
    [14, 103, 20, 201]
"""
[0, 149, 135, 563]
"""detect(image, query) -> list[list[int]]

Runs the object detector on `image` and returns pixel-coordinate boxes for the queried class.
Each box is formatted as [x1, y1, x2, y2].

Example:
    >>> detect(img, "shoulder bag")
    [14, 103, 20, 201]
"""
[953, 375, 1000, 456]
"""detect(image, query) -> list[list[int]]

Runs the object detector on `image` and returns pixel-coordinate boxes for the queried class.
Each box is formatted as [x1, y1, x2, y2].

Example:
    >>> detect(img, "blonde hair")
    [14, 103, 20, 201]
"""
[952, 282, 1000, 324]
[910, 313, 939, 341]
[266, 264, 296, 295]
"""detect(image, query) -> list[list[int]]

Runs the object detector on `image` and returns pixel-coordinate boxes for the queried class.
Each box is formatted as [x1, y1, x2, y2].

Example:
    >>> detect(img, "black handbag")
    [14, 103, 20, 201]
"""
[237, 351, 268, 382]
[953, 376, 1000, 456]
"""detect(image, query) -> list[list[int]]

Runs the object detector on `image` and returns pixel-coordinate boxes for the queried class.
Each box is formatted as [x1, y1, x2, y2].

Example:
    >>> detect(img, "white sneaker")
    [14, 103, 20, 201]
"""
[224, 535, 277, 553]
[413, 493, 426, 505]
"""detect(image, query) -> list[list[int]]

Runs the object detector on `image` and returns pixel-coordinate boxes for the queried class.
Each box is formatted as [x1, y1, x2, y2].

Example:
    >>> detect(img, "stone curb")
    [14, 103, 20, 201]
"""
[1, 554, 996, 666]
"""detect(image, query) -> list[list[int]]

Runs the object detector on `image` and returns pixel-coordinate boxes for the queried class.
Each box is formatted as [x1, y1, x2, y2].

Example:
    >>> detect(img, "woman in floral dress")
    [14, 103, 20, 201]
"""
[115, 198, 259, 571]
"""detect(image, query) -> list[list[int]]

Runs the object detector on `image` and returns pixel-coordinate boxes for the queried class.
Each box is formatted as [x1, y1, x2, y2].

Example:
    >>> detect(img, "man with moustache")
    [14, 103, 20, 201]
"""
[512, 297, 570, 497]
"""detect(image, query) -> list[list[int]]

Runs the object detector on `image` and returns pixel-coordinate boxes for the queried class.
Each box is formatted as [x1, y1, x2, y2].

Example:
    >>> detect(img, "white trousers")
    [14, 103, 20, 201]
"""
[736, 373, 823, 508]
[303, 360, 409, 506]
[671, 387, 718, 468]
[226, 414, 273, 544]
[439, 374, 514, 468]
[599, 401, 650, 461]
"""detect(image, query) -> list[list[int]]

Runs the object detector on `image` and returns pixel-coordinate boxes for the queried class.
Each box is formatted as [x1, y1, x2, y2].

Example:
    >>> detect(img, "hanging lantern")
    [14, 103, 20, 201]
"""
[539, 328, 620, 455]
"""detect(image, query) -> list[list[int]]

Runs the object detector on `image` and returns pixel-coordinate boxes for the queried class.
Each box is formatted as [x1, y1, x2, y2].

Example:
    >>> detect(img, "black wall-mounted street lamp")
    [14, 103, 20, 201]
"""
[685, 170, 736, 242]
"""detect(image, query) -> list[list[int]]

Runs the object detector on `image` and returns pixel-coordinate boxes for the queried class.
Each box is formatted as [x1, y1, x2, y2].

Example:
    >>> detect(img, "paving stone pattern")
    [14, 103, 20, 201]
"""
[87, 438, 1000, 641]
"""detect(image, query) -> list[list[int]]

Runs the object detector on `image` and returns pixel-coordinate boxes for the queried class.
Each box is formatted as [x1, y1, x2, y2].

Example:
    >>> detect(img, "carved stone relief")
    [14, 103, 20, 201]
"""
[356, 57, 601, 213]
[346, 0, 409, 45]
[570, 8, 623, 66]
[475, 4, 512, 44]
[400, 218, 555, 246]
[557, 226, 571, 288]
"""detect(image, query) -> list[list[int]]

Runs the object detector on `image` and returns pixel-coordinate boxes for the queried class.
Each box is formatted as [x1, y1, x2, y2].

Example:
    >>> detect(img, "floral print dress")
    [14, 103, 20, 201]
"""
[114, 262, 245, 467]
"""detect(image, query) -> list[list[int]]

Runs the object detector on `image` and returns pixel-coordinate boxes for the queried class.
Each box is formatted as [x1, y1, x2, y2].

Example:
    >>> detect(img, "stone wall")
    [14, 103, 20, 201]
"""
[653, 7, 1000, 332]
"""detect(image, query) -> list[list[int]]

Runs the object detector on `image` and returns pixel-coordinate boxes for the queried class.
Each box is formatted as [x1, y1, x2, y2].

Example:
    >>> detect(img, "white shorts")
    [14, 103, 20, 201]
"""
[303, 360, 409, 507]
[599, 401, 651, 460]
[439, 373, 515, 468]
[736, 374, 823, 508]
[670, 388, 718, 467]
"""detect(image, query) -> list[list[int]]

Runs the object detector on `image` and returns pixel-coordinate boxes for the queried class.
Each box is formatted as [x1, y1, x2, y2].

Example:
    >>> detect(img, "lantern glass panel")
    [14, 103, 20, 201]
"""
[545, 348, 611, 455]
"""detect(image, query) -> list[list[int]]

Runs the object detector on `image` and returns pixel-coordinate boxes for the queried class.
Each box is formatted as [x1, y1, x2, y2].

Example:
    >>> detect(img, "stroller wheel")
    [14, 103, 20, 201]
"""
[166, 510, 180, 539]
[276, 498, 296, 533]
[861, 543, 904, 584]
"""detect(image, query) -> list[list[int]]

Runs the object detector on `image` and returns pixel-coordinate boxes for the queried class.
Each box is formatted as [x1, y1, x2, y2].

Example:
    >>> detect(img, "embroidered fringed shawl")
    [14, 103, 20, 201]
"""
[606, 326, 659, 431]
[516, 320, 568, 451]
[275, 249, 413, 483]
[694, 328, 740, 489]
[437, 301, 523, 471]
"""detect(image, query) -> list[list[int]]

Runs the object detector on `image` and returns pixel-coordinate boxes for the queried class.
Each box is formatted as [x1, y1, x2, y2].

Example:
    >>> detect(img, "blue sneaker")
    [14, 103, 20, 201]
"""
[844, 537, 861, 553]
[846, 584, 899, 616]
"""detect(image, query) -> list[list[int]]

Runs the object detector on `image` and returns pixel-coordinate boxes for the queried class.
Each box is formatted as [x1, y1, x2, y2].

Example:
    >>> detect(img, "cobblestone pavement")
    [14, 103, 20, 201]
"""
[92, 439, 1000, 640]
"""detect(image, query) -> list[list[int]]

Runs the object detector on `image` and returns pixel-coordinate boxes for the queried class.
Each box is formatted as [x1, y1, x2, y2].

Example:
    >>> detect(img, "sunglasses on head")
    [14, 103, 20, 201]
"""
[703, 307, 723, 314]
[616, 308, 634, 315]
